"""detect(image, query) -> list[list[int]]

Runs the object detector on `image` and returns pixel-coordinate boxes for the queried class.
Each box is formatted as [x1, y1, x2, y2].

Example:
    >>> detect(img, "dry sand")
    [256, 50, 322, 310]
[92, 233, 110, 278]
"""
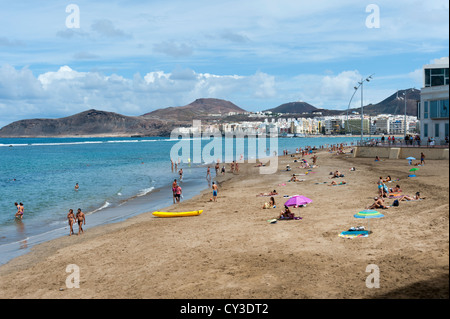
[0, 148, 448, 299]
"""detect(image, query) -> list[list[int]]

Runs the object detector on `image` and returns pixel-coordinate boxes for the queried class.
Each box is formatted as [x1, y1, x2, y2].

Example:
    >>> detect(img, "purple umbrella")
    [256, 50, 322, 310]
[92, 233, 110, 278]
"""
[284, 195, 312, 207]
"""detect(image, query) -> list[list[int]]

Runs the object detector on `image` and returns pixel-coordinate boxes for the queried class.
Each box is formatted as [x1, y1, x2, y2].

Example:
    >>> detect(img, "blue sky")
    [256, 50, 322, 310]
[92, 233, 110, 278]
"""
[0, 0, 448, 128]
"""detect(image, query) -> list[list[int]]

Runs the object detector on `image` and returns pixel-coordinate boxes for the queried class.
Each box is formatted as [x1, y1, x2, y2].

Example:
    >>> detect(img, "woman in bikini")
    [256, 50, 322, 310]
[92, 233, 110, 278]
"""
[67, 209, 76, 236]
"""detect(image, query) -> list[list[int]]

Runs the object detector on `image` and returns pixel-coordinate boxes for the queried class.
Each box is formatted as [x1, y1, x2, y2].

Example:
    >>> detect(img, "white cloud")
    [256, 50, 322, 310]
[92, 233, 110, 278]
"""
[0, 65, 279, 128]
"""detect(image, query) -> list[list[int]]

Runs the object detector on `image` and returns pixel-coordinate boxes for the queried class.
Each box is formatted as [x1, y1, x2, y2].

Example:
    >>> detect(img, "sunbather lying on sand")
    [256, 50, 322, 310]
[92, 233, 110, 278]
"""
[329, 180, 347, 186]
[257, 190, 278, 197]
[398, 192, 425, 201]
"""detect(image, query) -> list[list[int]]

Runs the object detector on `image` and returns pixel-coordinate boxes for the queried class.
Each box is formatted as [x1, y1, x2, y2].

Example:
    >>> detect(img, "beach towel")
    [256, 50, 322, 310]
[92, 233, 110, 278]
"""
[338, 230, 369, 239]
[278, 216, 302, 220]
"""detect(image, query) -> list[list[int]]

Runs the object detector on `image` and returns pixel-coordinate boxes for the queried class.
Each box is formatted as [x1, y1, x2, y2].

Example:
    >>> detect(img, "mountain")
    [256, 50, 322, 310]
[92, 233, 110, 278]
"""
[348, 88, 421, 116]
[263, 101, 317, 114]
[142, 98, 247, 121]
[0, 109, 176, 137]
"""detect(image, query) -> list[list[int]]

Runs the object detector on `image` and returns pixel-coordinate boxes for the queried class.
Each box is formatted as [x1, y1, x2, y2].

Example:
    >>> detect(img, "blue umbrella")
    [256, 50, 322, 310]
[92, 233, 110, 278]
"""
[406, 157, 416, 160]
[354, 210, 384, 234]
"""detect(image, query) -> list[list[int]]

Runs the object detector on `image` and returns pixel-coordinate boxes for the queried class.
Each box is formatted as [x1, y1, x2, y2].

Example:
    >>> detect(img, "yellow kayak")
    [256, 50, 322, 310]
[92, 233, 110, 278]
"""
[152, 210, 203, 218]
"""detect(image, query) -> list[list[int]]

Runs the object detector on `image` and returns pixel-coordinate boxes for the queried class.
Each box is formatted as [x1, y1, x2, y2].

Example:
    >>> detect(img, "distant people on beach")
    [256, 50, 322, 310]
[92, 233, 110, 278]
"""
[67, 209, 75, 236]
[221, 165, 226, 175]
[76, 208, 86, 235]
[375, 156, 380, 162]
[206, 166, 211, 180]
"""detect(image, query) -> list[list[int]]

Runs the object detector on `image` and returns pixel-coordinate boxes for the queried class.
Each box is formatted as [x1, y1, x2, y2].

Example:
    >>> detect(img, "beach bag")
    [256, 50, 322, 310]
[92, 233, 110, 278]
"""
[393, 199, 399, 207]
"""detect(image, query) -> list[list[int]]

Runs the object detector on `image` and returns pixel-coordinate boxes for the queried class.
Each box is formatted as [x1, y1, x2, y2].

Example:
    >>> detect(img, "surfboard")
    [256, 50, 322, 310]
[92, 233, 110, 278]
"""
[152, 210, 203, 218]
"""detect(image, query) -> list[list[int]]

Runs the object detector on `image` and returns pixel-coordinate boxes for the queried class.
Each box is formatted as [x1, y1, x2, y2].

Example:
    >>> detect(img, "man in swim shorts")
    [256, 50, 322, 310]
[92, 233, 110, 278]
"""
[212, 182, 218, 202]
[76, 208, 86, 235]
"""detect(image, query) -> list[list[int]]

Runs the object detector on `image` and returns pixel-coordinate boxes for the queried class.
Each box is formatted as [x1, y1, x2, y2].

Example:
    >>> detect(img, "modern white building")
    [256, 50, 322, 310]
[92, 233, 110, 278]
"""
[418, 58, 449, 145]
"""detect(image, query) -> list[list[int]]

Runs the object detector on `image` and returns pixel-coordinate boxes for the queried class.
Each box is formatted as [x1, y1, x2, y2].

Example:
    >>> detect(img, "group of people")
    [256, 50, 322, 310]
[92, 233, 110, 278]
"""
[67, 208, 85, 236]
[369, 174, 425, 209]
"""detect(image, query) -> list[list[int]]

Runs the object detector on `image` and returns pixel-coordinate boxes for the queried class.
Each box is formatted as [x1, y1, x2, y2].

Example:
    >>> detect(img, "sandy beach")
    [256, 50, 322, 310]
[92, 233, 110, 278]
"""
[0, 147, 448, 299]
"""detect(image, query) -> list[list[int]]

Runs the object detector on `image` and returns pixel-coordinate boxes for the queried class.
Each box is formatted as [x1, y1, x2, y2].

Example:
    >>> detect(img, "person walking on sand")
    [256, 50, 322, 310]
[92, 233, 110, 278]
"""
[67, 209, 76, 236]
[76, 208, 86, 235]
[212, 182, 218, 202]
[420, 152, 425, 165]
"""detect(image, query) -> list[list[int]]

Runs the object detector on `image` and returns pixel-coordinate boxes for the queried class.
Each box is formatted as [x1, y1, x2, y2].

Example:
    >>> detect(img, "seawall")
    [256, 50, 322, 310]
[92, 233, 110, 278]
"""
[353, 146, 449, 160]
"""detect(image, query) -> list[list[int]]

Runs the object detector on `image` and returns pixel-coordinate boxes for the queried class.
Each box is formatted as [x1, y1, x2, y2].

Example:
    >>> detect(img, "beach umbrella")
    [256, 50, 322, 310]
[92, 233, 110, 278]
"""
[354, 210, 384, 234]
[406, 157, 416, 160]
[284, 195, 312, 207]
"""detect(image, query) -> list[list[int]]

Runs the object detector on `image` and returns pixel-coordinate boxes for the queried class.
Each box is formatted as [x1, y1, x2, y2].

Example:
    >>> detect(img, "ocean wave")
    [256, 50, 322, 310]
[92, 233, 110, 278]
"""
[88, 201, 111, 215]
[137, 187, 155, 197]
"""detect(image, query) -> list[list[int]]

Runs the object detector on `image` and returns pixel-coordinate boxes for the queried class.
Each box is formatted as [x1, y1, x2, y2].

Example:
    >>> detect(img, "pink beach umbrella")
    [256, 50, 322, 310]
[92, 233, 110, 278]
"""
[284, 195, 312, 207]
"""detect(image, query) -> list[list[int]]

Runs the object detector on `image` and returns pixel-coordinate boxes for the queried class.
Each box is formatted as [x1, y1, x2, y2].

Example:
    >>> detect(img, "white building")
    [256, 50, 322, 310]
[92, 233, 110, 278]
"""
[418, 58, 449, 144]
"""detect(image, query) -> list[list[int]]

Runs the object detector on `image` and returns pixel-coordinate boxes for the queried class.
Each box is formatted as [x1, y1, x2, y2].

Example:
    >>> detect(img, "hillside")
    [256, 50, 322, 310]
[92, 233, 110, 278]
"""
[0, 109, 175, 137]
[142, 98, 247, 121]
[263, 101, 317, 114]
[349, 88, 421, 116]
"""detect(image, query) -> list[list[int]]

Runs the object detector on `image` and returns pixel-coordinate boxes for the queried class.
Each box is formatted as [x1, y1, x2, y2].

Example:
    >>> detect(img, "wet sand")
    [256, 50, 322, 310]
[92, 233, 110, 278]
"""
[0, 148, 448, 299]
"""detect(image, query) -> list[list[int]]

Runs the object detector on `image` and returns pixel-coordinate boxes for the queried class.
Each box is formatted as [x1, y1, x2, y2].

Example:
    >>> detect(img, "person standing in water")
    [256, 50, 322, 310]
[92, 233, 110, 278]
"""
[206, 166, 211, 180]
[74, 183, 79, 191]
[179, 168, 183, 181]
[76, 208, 86, 235]
[67, 209, 76, 236]
[14, 202, 23, 219]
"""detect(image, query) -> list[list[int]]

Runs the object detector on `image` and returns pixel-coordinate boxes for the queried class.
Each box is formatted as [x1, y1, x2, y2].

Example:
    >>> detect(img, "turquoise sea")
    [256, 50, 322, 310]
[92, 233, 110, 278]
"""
[0, 135, 362, 264]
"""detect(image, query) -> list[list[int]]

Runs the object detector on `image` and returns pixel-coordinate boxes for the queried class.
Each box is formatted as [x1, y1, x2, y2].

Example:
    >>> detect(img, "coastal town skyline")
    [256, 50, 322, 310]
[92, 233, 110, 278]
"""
[0, 1, 448, 128]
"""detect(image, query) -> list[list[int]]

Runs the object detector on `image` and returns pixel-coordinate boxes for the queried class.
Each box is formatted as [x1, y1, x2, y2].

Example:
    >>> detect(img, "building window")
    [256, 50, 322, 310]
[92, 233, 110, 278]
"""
[424, 124, 428, 138]
[435, 123, 439, 137]
[429, 99, 450, 119]
[445, 123, 449, 138]
[424, 101, 429, 119]
[441, 99, 449, 118]
[425, 67, 449, 87]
